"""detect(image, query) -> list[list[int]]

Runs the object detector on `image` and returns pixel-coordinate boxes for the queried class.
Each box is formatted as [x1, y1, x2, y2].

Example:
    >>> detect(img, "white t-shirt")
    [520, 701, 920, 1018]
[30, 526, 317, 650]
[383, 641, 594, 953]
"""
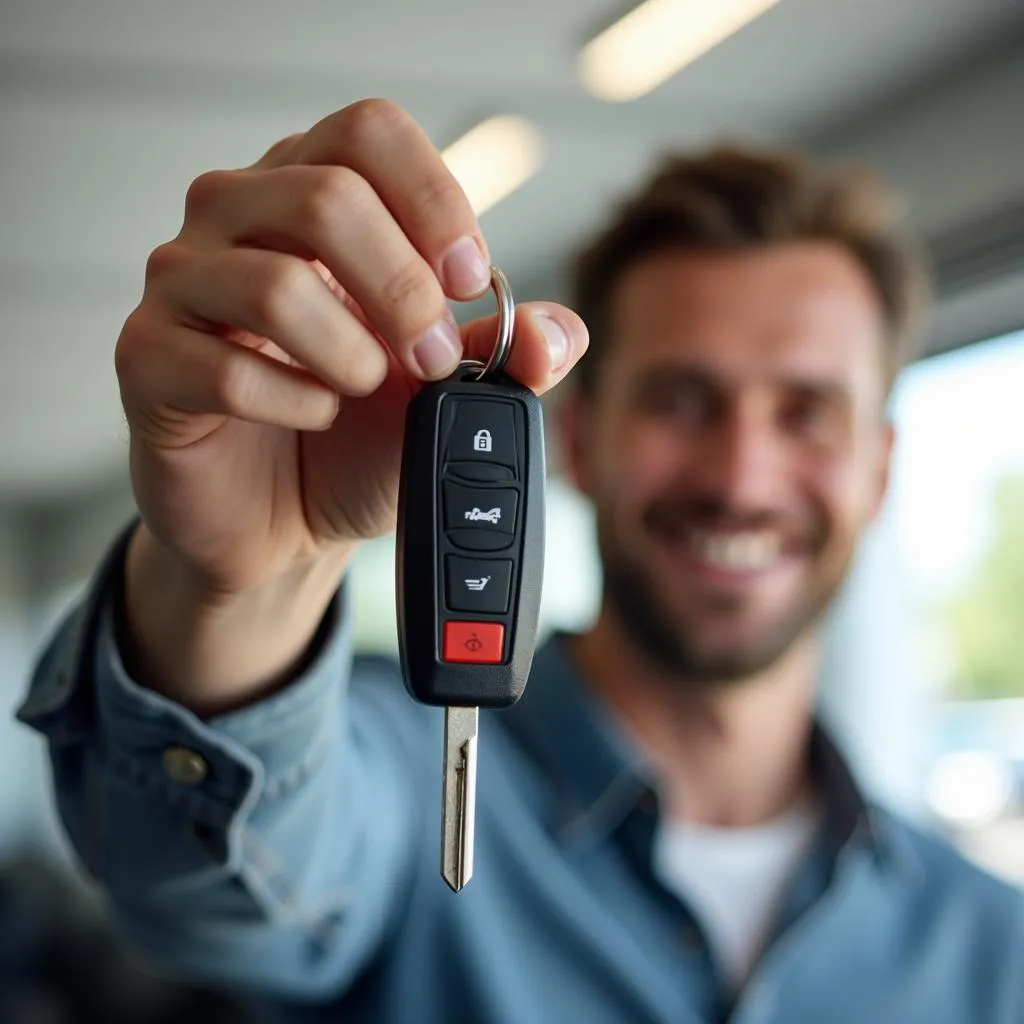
[651, 797, 822, 992]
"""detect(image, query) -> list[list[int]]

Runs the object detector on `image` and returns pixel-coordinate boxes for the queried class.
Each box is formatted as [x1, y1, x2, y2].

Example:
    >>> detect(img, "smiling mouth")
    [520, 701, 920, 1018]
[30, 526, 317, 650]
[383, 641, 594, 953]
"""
[649, 521, 794, 577]
[688, 529, 784, 572]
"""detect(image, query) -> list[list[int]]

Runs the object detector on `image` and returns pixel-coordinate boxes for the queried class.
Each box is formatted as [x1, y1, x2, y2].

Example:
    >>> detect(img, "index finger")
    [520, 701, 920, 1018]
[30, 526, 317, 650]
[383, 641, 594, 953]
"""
[291, 99, 491, 302]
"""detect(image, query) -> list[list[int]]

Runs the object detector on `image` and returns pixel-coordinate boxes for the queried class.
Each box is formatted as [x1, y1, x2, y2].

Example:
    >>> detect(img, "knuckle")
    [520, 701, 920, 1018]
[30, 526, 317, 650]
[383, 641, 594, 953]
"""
[113, 310, 149, 383]
[114, 308, 165, 398]
[183, 169, 233, 222]
[212, 350, 260, 416]
[337, 97, 409, 149]
[246, 257, 309, 332]
[337, 346, 388, 397]
[144, 241, 187, 285]
[380, 261, 440, 335]
[298, 166, 370, 236]
[254, 131, 303, 168]
[414, 174, 466, 220]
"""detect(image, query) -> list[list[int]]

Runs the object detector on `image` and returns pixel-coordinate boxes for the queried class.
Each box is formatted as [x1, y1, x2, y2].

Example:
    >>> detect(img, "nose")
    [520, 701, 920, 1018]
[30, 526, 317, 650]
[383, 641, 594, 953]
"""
[695, 399, 788, 511]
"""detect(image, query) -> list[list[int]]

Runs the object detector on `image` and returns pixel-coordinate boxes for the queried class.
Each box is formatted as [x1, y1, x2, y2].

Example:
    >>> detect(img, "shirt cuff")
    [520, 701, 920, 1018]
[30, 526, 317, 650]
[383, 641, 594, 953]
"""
[20, 518, 354, 836]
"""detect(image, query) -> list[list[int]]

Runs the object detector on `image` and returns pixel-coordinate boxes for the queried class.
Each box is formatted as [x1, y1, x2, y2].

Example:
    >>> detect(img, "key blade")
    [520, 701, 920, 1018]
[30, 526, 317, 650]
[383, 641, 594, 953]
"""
[442, 706, 479, 892]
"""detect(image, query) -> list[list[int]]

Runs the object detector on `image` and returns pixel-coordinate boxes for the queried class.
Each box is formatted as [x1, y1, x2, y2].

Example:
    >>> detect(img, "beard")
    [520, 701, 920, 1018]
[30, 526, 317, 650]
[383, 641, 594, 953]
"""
[596, 493, 851, 687]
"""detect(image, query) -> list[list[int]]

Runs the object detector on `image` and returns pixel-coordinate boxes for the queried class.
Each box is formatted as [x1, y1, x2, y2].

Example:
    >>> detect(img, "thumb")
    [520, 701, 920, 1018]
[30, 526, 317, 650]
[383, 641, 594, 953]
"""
[460, 301, 588, 396]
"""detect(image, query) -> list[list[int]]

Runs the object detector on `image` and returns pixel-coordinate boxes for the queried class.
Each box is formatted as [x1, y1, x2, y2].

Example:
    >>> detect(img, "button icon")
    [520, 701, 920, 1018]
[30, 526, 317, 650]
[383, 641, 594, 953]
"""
[448, 400, 517, 468]
[444, 483, 517, 537]
[445, 557, 512, 613]
[443, 621, 504, 663]
[464, 506, 502, 525]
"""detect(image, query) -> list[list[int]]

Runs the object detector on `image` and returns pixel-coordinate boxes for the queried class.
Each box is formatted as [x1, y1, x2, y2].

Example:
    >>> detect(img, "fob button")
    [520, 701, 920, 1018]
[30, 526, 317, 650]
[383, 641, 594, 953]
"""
[444, 483, 517, 536]
[448, 401, 517, 468]
[443, 621, 505, 663]
[446, 556, 513, 614]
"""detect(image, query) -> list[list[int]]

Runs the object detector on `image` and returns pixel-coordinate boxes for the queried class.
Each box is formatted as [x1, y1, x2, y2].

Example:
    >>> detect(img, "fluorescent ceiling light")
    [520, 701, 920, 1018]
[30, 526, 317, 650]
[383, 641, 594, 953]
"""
[579, 0, 782, 102]
[441, 116, 543, 216]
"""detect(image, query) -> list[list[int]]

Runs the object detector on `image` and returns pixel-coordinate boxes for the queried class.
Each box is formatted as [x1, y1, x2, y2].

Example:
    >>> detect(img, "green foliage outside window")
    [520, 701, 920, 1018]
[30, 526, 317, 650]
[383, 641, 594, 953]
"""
[944, 474, 1024, 701]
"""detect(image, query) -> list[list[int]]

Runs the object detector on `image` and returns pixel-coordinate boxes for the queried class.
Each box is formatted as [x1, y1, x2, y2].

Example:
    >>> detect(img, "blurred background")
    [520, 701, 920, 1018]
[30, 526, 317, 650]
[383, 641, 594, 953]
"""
[1, 0, 1023, 1018]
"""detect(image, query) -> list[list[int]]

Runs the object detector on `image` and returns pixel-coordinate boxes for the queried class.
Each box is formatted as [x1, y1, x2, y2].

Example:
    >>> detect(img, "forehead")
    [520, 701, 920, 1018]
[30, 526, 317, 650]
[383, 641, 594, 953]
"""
[606, 243, 887, 393]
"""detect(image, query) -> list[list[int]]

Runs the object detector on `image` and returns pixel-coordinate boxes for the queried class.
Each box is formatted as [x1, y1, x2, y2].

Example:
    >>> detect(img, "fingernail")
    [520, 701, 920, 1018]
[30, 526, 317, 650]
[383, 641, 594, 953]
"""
[534, 312, 570, 371]
[441, 236, 490, 299]
[412, 318, 462, 379]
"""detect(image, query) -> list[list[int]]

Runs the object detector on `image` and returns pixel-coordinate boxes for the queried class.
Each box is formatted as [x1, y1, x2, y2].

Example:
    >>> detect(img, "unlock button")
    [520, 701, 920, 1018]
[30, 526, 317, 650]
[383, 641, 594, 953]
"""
[448, 400, 517, 467]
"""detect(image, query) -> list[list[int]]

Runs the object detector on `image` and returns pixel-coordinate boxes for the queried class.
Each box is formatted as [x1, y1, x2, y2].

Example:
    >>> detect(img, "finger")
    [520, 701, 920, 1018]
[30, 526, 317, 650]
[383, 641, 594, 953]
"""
[250, 132, 305, 170]
[156, 246, 390, 397]
[461, 301, 589, 396]
[191, 165, 463, 382]
[117, 319, 340, 449]
[294, 99, 491, 301]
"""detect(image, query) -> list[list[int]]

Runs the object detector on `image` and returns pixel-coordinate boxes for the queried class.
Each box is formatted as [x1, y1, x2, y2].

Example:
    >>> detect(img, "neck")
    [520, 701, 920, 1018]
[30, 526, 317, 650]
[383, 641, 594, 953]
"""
[571, 601, 820, 829]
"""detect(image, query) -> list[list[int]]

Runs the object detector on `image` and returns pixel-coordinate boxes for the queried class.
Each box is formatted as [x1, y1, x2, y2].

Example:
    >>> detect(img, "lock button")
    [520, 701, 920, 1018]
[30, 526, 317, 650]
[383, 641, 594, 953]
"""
[447, 400, 517, 468]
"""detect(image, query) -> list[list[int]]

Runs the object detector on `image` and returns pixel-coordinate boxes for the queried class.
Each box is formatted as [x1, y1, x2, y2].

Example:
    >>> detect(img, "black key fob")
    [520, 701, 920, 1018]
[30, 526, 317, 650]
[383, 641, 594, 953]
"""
[395, 270, 545, 709]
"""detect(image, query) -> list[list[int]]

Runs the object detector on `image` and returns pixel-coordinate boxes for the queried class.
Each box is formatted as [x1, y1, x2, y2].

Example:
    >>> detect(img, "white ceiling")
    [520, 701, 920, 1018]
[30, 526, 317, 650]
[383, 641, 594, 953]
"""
[2, 0, 1024, 503]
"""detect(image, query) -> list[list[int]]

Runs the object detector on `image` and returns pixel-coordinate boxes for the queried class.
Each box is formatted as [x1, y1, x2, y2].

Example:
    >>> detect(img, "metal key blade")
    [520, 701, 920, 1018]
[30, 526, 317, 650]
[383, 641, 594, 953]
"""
[442, 706, 479, 892]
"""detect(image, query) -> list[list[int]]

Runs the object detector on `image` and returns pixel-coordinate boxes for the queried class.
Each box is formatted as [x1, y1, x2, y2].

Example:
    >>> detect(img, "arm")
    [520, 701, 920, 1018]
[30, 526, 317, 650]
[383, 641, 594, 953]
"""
[18, 95, 583, 1007]
[18, 521, 433, 1002]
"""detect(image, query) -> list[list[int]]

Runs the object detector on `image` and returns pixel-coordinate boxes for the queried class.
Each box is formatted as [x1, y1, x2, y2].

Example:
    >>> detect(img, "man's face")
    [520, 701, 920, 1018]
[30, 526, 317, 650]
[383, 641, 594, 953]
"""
[564, 243, 894, 683]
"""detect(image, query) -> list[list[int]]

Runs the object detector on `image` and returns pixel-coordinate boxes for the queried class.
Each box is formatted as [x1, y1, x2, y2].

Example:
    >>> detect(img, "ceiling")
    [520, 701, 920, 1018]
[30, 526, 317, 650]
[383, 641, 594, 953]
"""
[2, 0, 1024, 503]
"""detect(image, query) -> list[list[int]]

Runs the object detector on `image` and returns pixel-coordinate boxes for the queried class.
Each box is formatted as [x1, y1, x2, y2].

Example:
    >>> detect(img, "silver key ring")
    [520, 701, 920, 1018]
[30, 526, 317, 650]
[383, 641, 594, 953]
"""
[459, 265, 515, 381]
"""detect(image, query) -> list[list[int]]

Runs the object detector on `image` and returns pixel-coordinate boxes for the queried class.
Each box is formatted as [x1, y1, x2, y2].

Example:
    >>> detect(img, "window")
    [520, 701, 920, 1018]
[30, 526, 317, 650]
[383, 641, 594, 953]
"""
[889, 329, 1024, 885]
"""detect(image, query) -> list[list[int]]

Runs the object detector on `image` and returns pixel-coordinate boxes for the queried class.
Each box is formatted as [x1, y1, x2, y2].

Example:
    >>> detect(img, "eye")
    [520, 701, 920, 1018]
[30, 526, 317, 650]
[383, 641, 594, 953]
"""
[781, 389, 840, 437]
[641, 379, 715, 424]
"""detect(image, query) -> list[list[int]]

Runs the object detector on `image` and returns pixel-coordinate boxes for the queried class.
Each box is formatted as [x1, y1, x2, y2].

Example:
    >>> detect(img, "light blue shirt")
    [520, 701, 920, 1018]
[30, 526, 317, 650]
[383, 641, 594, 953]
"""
[18, 522, 1024, 1023]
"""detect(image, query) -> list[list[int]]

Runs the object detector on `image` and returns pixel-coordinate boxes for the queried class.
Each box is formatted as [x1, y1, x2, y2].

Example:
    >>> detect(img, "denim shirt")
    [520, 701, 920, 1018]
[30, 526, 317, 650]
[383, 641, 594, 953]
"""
[17, 522, 1024, 1024]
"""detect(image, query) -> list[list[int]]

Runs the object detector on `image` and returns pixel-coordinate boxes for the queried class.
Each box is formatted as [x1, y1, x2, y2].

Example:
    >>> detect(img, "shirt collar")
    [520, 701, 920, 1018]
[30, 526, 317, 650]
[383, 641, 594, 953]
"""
[502, 631, 653, 845]
[502, 631, 921, 879]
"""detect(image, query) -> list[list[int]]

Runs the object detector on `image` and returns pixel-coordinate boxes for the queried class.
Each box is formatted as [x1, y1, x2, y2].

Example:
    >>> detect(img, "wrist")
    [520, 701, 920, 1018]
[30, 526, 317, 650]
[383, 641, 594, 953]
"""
[121, 524, 356, 715]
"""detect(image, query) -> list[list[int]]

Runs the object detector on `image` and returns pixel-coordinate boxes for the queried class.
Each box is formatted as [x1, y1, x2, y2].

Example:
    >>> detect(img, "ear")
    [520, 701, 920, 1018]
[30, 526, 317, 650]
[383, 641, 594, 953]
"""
[556, 388, 595, 498]
[868, 420, 895, 521]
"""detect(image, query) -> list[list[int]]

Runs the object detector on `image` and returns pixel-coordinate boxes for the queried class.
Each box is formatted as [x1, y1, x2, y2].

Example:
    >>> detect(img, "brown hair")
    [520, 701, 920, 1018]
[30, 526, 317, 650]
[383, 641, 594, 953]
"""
[570, 145, 931, 395]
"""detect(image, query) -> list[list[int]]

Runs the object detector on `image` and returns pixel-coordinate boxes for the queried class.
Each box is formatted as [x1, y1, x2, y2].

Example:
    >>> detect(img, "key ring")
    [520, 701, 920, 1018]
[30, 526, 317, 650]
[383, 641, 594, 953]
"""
[458, 265, 515, 381]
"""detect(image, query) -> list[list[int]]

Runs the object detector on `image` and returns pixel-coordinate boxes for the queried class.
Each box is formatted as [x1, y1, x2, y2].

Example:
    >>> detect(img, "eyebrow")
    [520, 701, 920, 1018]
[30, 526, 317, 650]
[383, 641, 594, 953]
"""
[630, 363, 854, 404]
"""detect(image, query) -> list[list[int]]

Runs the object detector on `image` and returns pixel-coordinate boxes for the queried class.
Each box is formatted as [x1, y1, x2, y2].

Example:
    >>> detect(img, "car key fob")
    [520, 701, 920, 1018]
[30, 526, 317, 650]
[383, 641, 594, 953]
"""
[395, 270, 546, 709]
[394, 267, 545, 891]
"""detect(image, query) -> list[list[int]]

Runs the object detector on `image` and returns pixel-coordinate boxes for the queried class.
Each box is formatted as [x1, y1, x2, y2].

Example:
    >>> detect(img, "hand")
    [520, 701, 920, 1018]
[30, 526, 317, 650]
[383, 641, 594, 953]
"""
[115, 99, 588, 601]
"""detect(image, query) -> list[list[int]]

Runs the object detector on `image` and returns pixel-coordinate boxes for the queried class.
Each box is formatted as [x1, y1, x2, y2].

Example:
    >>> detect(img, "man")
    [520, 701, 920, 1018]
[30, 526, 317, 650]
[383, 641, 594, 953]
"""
[18, 100, 1024, 1023]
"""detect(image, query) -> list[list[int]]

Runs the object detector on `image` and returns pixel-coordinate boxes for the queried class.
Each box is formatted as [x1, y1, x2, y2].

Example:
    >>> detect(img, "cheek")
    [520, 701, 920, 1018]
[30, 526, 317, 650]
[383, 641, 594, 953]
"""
[596, 418, 684, 504]
[803, 447, 878, 539]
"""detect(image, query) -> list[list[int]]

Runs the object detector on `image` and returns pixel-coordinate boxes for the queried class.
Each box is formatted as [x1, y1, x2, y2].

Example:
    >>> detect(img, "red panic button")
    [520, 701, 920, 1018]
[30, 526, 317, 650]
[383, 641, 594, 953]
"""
[443, 621, 504, 663]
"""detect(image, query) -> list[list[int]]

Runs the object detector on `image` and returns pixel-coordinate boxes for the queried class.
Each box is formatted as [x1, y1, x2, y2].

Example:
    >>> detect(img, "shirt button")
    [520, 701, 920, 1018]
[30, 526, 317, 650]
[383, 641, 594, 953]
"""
[162, 746, 209, 785]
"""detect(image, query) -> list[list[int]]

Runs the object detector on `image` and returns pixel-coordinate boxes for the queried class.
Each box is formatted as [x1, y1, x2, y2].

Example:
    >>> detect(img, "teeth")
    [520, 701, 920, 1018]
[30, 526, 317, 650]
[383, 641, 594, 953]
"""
[690, 531, 781, 572]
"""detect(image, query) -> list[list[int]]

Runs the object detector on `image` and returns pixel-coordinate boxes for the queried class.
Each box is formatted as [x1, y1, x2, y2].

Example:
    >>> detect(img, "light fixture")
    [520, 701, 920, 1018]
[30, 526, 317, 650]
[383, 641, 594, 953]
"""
[579, 0, 782, 102]
[441, 116, 543, 217]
